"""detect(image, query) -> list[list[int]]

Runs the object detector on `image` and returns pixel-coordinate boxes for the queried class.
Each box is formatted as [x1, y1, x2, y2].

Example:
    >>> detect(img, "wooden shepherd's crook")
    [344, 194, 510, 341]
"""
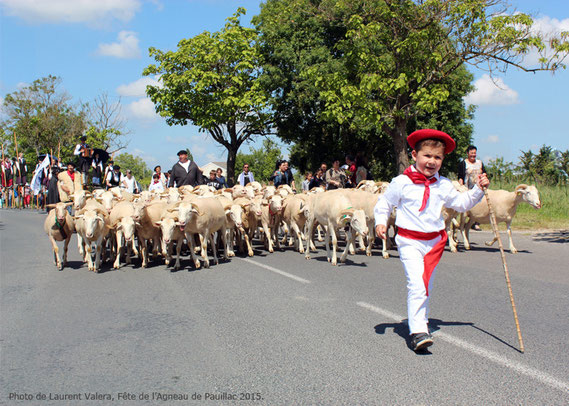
[483, 187, 525, 353]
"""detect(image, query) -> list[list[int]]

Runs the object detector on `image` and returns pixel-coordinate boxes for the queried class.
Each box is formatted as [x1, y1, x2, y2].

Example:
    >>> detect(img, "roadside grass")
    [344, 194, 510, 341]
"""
[479, 182, 569, 231]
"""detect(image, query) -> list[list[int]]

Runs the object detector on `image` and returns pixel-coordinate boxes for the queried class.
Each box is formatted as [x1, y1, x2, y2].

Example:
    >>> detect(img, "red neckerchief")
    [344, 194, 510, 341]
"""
[68, 170, 75, 181]
[403, 166, 438, 212]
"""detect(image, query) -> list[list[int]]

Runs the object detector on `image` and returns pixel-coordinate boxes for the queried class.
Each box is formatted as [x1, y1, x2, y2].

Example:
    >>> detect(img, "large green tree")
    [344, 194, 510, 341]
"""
[255, 0, 569, 175]
[143, 8, 272, 185]
[1, 75, 87, 167]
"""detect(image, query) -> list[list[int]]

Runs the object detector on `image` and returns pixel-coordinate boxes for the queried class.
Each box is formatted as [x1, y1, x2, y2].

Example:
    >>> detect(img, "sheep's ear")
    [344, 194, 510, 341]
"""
[190, 202, 203, 216]
[85, 192, 93, 197]
[74, 214, 85, 220]
[46, 203, 57, 209]
[224, 203, 232, 211]
[65, 202, 74, 207]
[154, 221, 163, 227]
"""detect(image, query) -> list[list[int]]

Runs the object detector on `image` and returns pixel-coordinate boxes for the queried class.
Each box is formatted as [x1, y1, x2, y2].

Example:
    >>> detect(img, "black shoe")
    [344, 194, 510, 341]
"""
[411, 333, 433, 351]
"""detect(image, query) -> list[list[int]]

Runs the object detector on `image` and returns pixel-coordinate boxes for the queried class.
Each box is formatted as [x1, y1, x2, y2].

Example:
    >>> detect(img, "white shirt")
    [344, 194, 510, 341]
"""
[374, 167, 484, 233]
[179, 160, 190, 172]
[148, 181, 164, 192]
[122, 176, 136, 193]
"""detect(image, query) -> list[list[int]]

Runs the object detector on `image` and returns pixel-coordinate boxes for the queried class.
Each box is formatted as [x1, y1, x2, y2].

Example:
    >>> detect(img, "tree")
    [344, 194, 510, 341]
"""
[1, 75, 87, 167]
[255, 0, 569, 175]
[114, 152, 152, 188]
[86, 93, 129, 154]
[235, 138, 284, 183]
[143, 8, 272, 185]
[254, 0, 475, 179]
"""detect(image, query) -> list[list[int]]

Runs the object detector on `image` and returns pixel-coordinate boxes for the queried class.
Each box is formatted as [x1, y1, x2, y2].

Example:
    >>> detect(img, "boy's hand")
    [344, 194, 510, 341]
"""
[477, 173, 490, 189]
[375, 224, 387, 240]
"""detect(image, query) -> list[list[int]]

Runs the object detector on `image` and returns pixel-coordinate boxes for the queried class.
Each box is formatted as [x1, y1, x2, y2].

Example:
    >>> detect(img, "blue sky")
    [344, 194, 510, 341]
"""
[1, 0, 567, 171]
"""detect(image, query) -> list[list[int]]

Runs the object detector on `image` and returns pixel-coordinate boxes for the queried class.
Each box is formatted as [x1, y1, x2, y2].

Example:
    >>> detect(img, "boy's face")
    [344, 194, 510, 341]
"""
[412, 145, 445, 178]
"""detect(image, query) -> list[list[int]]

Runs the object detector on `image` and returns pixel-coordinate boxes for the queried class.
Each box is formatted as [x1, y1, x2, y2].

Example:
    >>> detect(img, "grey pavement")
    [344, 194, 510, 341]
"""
[1, 209, 568, 405]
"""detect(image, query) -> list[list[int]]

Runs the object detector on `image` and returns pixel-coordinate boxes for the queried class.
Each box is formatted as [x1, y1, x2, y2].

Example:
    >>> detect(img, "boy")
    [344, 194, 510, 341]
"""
[374, 129, 489, 352]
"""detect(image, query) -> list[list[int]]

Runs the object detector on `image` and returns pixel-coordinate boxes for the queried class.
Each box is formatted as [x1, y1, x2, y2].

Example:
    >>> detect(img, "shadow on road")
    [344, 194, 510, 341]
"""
[532, 230, 569, 243]
[374, 318, 521, 354]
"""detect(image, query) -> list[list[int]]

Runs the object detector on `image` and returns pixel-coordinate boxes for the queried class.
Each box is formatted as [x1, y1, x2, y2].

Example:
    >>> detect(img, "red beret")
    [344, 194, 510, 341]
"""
[407, 129, 456, 154]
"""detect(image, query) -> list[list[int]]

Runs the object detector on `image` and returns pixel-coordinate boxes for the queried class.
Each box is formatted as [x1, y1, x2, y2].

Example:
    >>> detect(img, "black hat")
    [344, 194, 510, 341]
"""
[80, 135, 87, 142]
[177, 149, 188, 156]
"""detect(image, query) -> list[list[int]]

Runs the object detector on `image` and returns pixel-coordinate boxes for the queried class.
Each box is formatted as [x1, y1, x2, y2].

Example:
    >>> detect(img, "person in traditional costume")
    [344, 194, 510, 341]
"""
[374, 129, 489, 352]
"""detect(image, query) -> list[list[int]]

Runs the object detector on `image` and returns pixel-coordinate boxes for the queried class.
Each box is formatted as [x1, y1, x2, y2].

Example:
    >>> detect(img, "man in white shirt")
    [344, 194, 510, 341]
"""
[121, 170, 138, 193]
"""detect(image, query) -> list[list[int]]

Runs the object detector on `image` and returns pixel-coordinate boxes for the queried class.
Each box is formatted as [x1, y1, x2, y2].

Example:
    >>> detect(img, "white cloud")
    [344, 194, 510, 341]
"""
[127, 98, 157, 120]
[485, 135, 500, 143]
[117, 76, 160, 97]
[465, 74, 519, 106]
[97, 31, 140, 59]
[0, 0, 141, 25]
[164, 136, 183, 144]
[524, 16, 569, 66]
[131, 148, 156, 163]
[205, 153, 219, 162]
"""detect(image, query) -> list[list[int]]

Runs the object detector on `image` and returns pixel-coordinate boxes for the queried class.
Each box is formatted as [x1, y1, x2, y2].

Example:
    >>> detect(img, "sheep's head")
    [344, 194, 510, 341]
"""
[516, 184, 542, 209]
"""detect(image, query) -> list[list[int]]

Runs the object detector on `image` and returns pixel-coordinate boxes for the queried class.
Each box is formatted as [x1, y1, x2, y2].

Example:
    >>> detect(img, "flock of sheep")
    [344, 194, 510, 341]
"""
[43, 180, 542, 272]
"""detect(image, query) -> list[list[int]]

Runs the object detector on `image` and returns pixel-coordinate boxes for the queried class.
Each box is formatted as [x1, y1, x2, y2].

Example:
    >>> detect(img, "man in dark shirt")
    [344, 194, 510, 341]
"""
[168, 150, 204, 187]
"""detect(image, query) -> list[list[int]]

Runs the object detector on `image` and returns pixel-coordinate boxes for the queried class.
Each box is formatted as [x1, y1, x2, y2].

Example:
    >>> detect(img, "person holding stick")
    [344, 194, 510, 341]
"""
[374, 129, 489, 352]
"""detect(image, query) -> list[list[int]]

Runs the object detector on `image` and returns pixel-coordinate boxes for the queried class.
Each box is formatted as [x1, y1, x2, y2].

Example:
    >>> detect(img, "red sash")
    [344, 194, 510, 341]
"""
[398, 227, 447, 296]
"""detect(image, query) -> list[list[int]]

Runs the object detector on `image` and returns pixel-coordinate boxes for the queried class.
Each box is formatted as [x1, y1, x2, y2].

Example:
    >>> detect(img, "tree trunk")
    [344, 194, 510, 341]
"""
[226, 146, 238, 187]
[391, 117, 410, 175]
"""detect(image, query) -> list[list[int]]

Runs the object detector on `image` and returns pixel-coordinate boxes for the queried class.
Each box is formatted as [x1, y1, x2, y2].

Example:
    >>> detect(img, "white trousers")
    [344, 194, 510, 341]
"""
[395, 233, 442, 335]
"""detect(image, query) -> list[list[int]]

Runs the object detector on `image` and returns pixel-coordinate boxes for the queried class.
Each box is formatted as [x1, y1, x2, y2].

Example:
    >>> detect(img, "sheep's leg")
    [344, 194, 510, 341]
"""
[329, 225, 338, 266]
[125, 240, 132, 265]
[85, 241, 94, 271]
[304, 216, 315, 259]
[316, 224, 324, 242]
[200, 233, 210, 268]
[208, 233, 218, 265]
[220, 226, 228, 260]
[462, 218, 473, 250]
[77, 233, 85, 261]
[241, 228, 254, 257]
[507, 221, 518, 253]
[113, 230, 123, 269]
[131, 239, 139, 257]
[140, 239, 148, 268]
[340, 226, 354, 263]
[366, 220, 374, 257]
[174, 237, 183, 270]
[165, 241, 172, 266]
[50, 235, 62, 269]
[291, 222, 304, 253]
[94, 237, 104, 272]
[62, 235, 71, 268]
[227, 228, 235, 257]
[325, 223, 332, 263]
[262, 220, 274, 253]
[185, 232, 201, 269]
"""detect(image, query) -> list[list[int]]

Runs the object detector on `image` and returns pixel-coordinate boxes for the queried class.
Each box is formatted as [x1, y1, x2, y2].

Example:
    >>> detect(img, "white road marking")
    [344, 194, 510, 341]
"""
[239, 258, 311, 284]
[356, 301, 569, 394]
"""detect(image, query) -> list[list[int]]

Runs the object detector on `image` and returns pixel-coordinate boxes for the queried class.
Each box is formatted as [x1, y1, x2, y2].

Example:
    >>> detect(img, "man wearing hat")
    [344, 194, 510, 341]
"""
[57, 161, 83, 204]
[374, 129, 489, 352]
[168, 149, 204, 187]
[73, 135, 92, 184]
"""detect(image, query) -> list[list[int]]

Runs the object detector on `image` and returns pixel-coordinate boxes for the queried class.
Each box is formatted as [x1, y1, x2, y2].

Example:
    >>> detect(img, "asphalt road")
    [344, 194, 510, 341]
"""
[1, 209, 568, 405]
